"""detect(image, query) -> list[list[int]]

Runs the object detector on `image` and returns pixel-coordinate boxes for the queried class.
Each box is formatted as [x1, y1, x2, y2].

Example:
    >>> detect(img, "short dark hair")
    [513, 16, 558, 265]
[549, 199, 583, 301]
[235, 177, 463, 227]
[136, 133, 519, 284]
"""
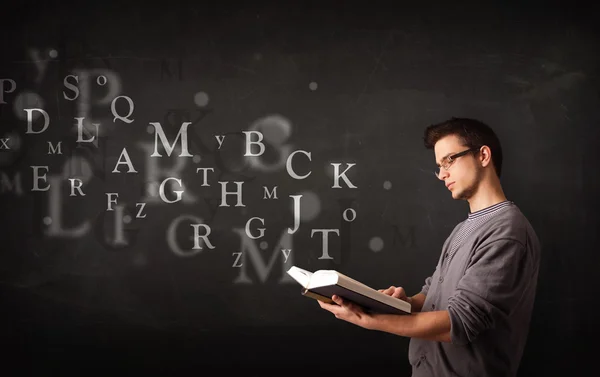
[423, 117, 503, 178]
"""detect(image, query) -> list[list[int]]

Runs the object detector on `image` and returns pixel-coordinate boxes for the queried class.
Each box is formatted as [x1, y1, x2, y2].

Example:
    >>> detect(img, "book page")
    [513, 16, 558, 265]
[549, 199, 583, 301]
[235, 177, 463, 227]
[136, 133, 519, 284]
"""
[307, 270, 340, 288]
[286, 266, 313, 288]
[333, 272, 411, 313]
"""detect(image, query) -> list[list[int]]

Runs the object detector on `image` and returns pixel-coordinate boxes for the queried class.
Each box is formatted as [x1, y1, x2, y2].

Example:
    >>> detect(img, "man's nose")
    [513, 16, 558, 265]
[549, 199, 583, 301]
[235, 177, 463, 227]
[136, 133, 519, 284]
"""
[437, 168, 449, 181]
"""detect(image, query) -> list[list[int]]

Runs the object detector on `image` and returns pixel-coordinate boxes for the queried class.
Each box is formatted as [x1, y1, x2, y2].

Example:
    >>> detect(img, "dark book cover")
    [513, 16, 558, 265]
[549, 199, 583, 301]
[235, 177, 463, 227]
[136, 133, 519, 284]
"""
[307, 285, 411, 315]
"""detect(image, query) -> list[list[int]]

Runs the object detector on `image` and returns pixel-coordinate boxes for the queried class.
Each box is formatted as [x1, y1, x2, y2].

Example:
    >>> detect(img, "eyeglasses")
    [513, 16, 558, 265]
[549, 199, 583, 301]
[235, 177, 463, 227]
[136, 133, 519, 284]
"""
[434, 147, 481, 178]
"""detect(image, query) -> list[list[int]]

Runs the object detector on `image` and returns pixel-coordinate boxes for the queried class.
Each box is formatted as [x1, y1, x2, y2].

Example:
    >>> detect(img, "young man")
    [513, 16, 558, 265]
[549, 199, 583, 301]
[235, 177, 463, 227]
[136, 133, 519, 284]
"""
[318, 117, 541, 377]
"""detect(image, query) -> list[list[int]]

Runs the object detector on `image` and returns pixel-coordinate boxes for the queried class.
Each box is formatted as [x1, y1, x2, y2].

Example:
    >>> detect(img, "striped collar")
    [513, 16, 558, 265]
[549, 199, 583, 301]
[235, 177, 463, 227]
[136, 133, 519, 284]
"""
[467, 200, 513, 221]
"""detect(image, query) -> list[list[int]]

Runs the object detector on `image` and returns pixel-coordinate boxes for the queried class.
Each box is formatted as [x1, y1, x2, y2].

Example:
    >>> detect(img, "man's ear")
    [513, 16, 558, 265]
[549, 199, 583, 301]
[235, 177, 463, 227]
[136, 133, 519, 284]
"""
[480, 146, 492, 168]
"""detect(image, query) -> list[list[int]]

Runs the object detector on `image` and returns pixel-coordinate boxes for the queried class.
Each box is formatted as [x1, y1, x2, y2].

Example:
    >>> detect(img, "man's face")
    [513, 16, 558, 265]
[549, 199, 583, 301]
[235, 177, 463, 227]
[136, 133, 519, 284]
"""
[434, 135, 481, 200]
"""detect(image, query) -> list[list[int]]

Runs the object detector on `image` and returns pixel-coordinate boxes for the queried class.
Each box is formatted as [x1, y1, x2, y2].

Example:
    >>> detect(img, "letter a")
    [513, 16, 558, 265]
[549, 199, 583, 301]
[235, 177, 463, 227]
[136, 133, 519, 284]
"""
[112, 148, 138, 173]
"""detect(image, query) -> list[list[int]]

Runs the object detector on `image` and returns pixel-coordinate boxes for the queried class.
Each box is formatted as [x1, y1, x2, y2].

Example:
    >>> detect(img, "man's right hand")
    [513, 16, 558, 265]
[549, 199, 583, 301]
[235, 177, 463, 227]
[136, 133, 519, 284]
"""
[378, 286, 411, 303]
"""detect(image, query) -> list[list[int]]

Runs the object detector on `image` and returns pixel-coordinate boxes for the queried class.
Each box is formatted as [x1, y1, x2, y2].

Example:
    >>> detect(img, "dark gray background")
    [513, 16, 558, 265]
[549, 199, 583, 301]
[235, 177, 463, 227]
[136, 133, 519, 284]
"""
[1, 1, 599, 375]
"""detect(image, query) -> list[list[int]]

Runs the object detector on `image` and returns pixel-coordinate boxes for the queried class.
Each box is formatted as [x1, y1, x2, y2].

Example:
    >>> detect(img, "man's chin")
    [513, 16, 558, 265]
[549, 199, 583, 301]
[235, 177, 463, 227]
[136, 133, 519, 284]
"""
[451, 189, 467, 201]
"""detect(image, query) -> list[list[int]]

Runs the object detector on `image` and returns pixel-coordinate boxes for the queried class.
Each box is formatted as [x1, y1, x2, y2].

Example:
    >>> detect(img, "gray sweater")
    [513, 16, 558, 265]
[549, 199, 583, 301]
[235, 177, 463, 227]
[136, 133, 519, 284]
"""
[408, 201, 541, 377]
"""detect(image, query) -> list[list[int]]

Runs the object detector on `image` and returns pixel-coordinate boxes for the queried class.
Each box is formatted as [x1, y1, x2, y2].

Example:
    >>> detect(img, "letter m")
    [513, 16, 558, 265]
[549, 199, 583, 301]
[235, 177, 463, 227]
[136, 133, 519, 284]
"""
[263, 186, 278, 199]
[392, 225, 416, 248]
[150, 122, 193, 157]
[47, 141, 62, 155]
[232, 228, 295, 284]
[0, 172, 23, 195]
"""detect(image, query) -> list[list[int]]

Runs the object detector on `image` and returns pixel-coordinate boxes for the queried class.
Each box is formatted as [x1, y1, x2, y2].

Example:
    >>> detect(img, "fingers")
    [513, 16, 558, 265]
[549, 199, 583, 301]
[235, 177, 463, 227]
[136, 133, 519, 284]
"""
[379, 286, 407, 299]
[318, 300, 337, 312]
[380, 286, 403, 296]
[380, 286, 396, 296]
[318, 296, 342, 316]
[391, 287, 406, 299]
[332, 295, 363, 314]
[318, 296, 343, 309]
[329, 295, 340, 306]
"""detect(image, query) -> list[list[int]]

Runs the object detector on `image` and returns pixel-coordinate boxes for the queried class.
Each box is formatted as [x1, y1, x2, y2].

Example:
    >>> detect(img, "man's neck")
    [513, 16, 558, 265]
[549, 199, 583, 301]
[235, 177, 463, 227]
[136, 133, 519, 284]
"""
[467, 177, 507, 213]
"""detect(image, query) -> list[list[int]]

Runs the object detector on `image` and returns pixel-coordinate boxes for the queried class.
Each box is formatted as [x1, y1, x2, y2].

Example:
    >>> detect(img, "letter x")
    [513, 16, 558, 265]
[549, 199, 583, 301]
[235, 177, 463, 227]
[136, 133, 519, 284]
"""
[0, 138, 10, 149]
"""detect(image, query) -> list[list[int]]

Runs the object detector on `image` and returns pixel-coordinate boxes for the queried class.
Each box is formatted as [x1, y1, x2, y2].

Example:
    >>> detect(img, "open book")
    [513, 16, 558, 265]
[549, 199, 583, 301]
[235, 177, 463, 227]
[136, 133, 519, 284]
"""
[286, 266, 411, 315]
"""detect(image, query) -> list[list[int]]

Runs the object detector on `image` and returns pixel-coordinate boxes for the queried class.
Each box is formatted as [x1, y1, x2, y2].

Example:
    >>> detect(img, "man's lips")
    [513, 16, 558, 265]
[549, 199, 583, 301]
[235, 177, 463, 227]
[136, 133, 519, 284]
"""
[446, 182, 454, 189]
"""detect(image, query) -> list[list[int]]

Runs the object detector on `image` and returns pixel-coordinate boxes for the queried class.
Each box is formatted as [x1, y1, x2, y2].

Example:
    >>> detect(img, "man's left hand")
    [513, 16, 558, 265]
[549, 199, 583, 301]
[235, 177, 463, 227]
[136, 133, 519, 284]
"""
[318, 295, 374, 329]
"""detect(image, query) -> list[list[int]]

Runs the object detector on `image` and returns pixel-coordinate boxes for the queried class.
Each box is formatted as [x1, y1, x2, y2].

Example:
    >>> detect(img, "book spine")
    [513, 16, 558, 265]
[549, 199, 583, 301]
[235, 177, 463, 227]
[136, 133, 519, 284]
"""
[302, 289, 334, 304]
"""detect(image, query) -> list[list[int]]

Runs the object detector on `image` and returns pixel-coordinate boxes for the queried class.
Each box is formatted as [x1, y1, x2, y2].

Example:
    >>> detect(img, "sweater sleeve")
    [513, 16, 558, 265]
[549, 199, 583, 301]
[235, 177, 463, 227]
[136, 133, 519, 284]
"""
[420, 262, 440, 296]
[447, 238, 530, 345]
[420, 275, 433, 296]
